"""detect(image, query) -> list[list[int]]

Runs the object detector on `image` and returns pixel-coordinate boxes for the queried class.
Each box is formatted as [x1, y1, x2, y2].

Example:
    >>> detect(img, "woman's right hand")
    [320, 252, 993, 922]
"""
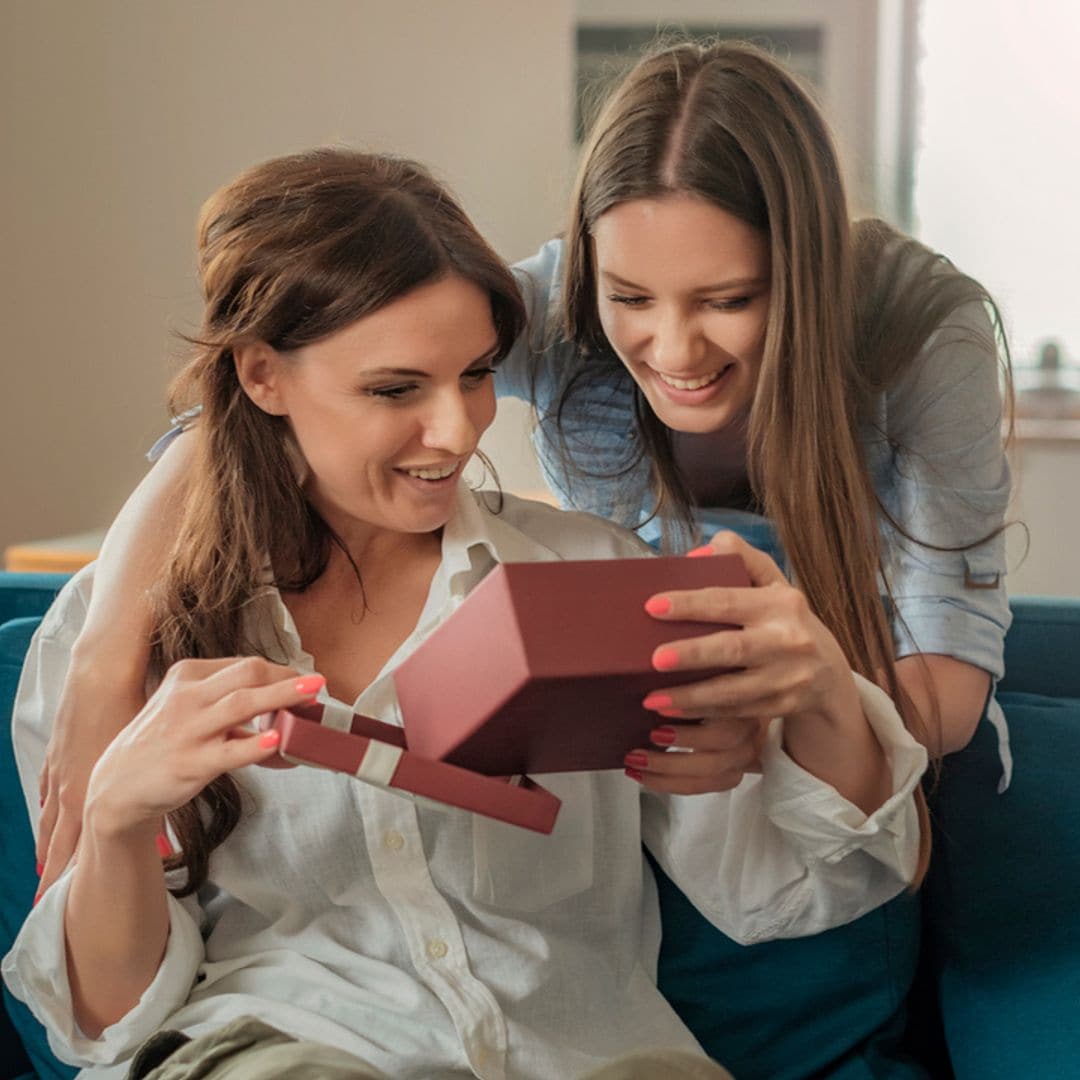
[84, 658, 324, 840]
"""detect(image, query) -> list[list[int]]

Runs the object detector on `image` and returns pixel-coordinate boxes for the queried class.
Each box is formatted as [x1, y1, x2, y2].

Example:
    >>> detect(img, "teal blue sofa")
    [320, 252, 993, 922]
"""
[2, 571, 1079, 1079]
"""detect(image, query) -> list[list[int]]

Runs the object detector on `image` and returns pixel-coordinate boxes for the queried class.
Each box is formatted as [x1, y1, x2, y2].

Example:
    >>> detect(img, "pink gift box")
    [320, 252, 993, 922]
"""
[270, 552, 749, 832]
[395, 554, 750, 774]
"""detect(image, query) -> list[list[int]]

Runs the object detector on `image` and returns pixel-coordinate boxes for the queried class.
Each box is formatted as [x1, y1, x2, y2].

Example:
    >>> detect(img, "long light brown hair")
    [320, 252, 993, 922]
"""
[153, 148, 525, 895]
[556, 40, 1011, 884]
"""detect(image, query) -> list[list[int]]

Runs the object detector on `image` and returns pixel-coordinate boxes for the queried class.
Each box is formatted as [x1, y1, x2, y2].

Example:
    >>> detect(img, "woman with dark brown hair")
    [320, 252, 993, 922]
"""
[31, 38, 1006, 1078]
[3, 146, 925, 1079]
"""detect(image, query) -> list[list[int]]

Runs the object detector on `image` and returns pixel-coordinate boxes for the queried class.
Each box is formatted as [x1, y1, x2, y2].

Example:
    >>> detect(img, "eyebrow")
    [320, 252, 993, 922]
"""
[600, 270, 768, 294]
[360, 342, 501, 379]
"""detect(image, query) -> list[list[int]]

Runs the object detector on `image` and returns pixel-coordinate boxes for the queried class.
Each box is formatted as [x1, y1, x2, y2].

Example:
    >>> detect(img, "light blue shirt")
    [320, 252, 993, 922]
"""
[500, 240, 1013, 784]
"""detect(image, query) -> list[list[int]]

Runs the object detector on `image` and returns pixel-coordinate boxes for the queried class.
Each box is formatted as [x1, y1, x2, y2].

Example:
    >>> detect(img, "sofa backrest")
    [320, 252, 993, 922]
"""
[1, 610, 77, 1079]
[999, 596, 1080, 697]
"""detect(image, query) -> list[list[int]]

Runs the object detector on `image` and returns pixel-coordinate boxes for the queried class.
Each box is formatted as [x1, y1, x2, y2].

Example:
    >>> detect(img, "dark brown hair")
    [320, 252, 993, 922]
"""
[154, 148, 525, 895]
[555, 40, 1013, 884]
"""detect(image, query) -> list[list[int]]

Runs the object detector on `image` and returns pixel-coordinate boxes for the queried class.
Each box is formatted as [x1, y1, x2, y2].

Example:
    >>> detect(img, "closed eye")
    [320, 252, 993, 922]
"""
[368, 382, 418, 400]
[607, 293, 649, 307]
[461, 365, 496, 387]
[706, 296, 752, 312]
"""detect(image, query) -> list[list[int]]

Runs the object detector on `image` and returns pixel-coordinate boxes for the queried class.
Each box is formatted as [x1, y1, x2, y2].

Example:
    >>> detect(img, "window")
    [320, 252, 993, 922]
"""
[914, 0, 1080, 390]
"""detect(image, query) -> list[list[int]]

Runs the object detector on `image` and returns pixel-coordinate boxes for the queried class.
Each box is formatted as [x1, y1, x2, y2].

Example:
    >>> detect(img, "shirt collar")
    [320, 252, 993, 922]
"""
[242, 482, 564, 681]
[441, 484, 563, 582]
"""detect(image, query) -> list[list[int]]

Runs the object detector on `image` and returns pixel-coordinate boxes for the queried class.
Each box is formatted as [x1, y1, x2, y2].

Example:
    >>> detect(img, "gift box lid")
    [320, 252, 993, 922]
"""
[394, 553, 750, 775]
[268, 704, 562, 833]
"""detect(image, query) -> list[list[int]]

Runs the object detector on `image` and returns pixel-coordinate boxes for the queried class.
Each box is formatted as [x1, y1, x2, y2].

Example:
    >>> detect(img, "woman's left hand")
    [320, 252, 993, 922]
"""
[625, 531, 863, 795]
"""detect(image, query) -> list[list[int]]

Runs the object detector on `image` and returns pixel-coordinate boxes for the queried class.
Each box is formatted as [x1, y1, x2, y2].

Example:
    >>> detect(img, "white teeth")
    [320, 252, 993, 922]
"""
[656, 369, 725, 391]
[405, 464, 457, 480]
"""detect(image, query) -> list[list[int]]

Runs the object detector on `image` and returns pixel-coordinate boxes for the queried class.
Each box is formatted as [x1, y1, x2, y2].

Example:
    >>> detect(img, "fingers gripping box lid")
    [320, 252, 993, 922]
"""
[266, 554, 750, 833]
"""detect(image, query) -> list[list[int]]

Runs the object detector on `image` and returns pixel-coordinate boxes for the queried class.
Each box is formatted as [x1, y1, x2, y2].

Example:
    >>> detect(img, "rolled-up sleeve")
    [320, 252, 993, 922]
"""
[2, 871, 204, 1067]
[879, 300, 1012, 676]
[0, 568, 206, 1066]
[643, 674, 927, 946]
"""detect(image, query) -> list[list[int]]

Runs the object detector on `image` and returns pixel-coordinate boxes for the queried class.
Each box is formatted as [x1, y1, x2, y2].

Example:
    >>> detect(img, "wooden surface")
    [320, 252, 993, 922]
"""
[4, 528, 104, 572]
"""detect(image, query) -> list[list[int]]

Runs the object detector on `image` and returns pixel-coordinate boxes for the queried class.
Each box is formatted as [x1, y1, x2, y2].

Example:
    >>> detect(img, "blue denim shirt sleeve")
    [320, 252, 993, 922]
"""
[146, 406, 202, 462]
[871, 299, 1012, 678]
[498, 238, 567, 407]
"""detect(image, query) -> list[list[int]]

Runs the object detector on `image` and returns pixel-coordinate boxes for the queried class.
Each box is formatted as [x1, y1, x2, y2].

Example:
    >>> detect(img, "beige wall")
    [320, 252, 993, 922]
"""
[0, 0, 566, 554]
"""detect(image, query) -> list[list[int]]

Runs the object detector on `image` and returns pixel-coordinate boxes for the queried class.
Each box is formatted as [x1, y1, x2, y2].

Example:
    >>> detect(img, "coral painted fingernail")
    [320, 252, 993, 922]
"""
[651, 727, 678, 747]
[687, 545, 714, 558]
[624, 750, 649, 770]
[294, 675, 325, 696]
[32, 892, 40, 908]
[35, 861, 43, 876]
[259, 730, 281, 750]
[624, 768, 644, 783]
[642, 692, 673, 711]
[652, 647, 680, 671]
[644, 595, 672, 616]
[155, 833, 174, 859]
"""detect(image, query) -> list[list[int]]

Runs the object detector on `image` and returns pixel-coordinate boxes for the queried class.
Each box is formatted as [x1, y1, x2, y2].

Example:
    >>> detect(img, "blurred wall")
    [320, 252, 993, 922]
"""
[0, 0, 566, 553]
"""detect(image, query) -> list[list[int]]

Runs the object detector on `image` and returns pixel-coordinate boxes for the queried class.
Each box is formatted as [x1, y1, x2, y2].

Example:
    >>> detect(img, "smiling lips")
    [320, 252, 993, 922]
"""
[653, 363, 733, 392]
[400, 461, 460, 481]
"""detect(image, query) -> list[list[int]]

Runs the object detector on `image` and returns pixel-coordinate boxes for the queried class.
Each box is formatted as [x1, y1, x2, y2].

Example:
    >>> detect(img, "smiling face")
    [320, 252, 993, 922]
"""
[238, 275, 499, 548]
[592, 193, 770, 435]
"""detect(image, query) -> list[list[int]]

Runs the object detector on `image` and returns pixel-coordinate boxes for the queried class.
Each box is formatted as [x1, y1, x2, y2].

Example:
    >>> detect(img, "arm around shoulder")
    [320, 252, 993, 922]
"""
[81, 426, 195, 666]
[36, 430, 195, 894]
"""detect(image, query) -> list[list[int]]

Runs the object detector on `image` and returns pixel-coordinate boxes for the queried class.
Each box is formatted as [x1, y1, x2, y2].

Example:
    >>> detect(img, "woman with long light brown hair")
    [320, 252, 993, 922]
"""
[3, 146, 924, 1080]
[33, 39, 1006, 1078]
[500, 39, 1010, 1077]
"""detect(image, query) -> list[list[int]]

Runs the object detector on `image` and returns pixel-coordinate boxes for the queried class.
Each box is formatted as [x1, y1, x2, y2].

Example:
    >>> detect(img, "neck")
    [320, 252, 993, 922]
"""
[305, 483, 444, 580]
[281, 522, 444, 704]
[672, 419, 754, 509]
[326, 525, 442, 585]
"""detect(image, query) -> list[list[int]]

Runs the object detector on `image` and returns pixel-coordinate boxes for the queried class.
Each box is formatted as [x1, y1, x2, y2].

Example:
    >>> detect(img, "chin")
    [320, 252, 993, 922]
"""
[397, 505, 458, 535]
[649, 398, 743, 435]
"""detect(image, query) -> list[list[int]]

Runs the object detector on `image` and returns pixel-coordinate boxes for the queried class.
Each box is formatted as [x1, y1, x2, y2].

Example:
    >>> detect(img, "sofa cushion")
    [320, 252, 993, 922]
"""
[1, 615, 77, 1080]
[923, 691, 1080, 1078]
[999, 597, 1080, 698]
[653, 861, 930, 1079]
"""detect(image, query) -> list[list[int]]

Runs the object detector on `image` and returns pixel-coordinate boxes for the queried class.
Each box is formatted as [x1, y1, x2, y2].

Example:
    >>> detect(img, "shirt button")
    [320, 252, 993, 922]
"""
[383, 830, 405, 851]
[426, 939, 449, 960]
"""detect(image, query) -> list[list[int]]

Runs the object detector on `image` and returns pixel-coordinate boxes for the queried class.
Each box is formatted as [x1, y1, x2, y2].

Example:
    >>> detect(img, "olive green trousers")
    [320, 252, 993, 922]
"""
[128, 1016, 735, 1079]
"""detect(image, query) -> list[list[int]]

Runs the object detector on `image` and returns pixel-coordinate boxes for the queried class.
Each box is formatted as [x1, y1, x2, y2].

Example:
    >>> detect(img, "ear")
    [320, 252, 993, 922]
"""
[234, 341, 289, 416]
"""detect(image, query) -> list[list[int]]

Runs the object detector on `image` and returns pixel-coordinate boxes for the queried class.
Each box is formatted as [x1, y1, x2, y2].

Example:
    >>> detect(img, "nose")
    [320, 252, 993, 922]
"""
[420, 388, 480, 456]
[652, 306, 704, 373]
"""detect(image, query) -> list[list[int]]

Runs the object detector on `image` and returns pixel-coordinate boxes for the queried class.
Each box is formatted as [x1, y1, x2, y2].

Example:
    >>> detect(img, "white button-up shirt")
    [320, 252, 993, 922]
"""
[3, 488, 927, 1079]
